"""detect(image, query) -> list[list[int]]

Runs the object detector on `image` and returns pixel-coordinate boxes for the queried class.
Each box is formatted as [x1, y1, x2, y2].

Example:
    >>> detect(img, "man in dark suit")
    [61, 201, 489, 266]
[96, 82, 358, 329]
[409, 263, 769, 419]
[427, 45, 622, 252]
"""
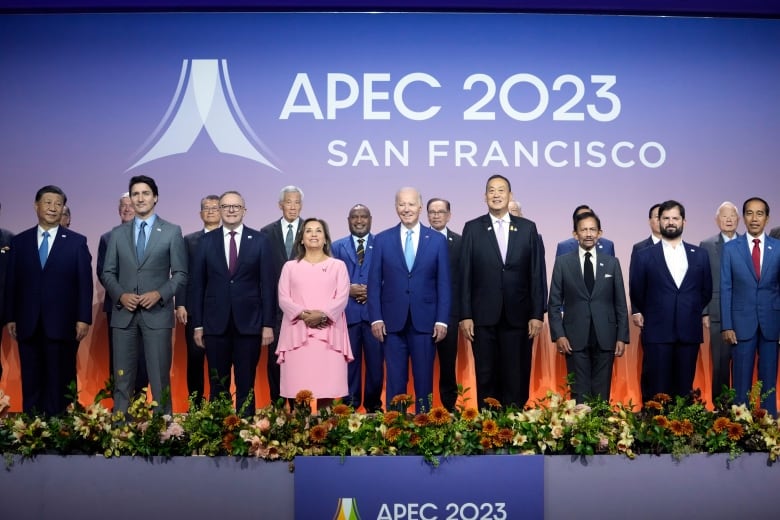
[369, 187, 450, 414]
[460, 175, 545, 408]
[0, 202, 13, 382]
[174, 194, 221, 405]
[556, 205, 615, 257]
[629, 204, 661, 317]
[331, 204, 383, 412]
[721, 197, 780, 415]
[97, 192, 148, 393]
[5, 186, 92, 416]
[101, 175, 187, 415]
[548, 211, 629, 403]
[509, 199, 549, 312]
[629, 200, 712, 400]
[190, 191, 275, 415]
[426, 197, 461, 412]
[699, 201, 740, 402]
[260, 185, 304, 405]
[770, 226, 780, 239]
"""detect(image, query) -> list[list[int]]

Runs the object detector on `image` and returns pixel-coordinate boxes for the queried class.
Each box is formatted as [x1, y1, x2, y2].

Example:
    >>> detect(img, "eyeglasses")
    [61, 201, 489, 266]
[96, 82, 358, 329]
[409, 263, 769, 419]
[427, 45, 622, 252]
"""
[428, 210, 449, 215]
[201, 206, 220, 213]
[220, 204, 244, 212]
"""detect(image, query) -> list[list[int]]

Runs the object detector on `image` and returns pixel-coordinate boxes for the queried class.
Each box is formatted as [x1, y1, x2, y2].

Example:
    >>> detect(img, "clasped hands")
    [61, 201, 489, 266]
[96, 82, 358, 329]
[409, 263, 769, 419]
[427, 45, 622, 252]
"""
[300, 310, 329, 329]
[119, 291, 161, 312]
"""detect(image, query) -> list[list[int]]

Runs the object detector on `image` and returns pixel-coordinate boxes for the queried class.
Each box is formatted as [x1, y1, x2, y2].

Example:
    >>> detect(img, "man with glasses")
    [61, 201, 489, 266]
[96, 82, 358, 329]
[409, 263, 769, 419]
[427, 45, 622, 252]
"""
[174, 195, 221, 406]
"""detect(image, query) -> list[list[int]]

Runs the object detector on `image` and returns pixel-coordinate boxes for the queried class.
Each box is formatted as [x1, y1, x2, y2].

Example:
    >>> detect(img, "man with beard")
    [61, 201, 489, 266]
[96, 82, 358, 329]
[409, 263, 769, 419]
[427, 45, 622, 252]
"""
[630, 200, 711, 400]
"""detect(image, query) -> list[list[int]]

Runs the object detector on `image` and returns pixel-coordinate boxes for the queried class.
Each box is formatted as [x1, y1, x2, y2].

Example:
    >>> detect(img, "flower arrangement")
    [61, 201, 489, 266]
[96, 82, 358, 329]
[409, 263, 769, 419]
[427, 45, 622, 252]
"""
[1, 383, 779, 467]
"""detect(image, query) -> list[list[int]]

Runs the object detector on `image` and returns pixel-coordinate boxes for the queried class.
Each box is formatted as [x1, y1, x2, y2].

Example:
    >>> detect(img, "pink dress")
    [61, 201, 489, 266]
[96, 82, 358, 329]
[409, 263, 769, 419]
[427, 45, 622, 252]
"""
[276, 256, 353, 399]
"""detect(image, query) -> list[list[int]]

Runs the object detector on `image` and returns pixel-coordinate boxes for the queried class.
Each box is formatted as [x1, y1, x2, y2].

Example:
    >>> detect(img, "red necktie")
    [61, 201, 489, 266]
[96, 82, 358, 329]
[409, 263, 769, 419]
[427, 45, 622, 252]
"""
[228, 231, 238, 276]
[752, 238, 761, 280]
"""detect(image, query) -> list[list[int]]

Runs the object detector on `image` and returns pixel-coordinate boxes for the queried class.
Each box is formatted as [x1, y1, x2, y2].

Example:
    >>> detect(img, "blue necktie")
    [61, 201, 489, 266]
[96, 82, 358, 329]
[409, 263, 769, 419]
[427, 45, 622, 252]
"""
[404, 229, 415, 271]
[39, 230, 50, 267]
[136, 221, 147, 263]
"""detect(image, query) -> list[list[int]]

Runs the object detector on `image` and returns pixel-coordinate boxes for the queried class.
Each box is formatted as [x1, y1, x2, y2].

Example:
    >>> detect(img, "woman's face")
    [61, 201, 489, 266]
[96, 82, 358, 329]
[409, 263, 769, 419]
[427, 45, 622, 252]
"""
[303, 221, 325, 251]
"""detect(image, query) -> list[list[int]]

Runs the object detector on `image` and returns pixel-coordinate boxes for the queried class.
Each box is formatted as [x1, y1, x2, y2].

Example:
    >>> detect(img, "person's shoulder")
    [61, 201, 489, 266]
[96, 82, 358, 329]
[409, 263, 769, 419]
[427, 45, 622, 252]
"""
[332, 235, 352, 248]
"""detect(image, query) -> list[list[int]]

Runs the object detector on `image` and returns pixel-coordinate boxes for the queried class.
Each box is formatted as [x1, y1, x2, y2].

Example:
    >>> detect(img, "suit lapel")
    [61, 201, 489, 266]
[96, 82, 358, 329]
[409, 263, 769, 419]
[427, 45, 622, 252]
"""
[482, 214, 503, 263]
[140, 218, 163, 266]
[565, 252, 589, 296]
[652, 243, 678, 289]
[736, 235, 759, 282]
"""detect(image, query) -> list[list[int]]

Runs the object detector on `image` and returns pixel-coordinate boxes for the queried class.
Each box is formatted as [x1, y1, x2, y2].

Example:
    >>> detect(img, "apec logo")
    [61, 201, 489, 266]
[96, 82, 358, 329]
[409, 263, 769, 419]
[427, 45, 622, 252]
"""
[128, 59, 280, 172]
[334, 497, 362, 520]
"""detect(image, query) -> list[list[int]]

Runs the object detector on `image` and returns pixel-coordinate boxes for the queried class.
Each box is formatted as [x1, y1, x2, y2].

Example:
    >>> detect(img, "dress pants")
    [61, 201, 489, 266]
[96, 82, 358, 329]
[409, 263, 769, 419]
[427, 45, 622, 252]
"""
[345, 320, 384, 412]
[385, 314, 436, 414]
[106, 309, 148, 396]
[566, 324, 614, 403]
[708, 320, 732, 401]
[436, 314, 459, 411]
[732, 328, 778, 416]
[184, 320, 207, 405]
[641, 341, 699, 401]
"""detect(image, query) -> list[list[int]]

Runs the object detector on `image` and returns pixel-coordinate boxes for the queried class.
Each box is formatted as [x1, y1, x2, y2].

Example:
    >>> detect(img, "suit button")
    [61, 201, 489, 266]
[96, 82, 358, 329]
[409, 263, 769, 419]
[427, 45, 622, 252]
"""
[230, 280, 234, 284]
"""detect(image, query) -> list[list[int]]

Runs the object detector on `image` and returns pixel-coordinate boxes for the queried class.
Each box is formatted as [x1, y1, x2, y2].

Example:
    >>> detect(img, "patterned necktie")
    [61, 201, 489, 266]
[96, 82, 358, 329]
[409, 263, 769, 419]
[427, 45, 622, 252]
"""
[404, 229, 415, 271]
[356, 238, 365, 266]
[136, 222, 147, 263]
[228, 230, 238, 276]
[39, 230, 50, 267]
[285, 223, 294, 259]
[496, 219, 507, 262]
[584, 251, 595, 293]
[752, 238, 761, 280]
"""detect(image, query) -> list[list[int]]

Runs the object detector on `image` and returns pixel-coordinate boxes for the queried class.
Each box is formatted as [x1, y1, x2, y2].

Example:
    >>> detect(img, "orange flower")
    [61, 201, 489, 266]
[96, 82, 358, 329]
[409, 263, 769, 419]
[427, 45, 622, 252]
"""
[223, 414, 241, 430]
[754, 408, 768, 420]
[222, 432, 236, 452]
[385, 426, 402, 443]
[390, 394, 413, 406]
[669, 420, 685, 436]
[383, 411, 401, 425]
[653, 415, 669, 428]
[428, 407, 451, 425]
[332, 403, 351, 416]
[498, 427, 513, 443]
[309, 424, 328, 443]
[654, 393, 672, 404]
[295, 390, 314, 405]
[727, 422, 744, 441]
[479, 437, 493, 449]
[680, 419, 694, 436]
[713, 417, 730, 433]
[644, 400, 663, 411]
[409, 433, 420, 446]
[462, 408, 479, 421]
[483, 397, 502, 409]
[482, 419, 499, 437]
[413, 413, 430, 427]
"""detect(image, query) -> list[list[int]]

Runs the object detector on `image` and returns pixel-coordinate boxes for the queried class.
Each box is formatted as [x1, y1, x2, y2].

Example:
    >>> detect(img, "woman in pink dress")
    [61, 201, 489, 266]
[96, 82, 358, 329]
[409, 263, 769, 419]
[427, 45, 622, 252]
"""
[276, 217, 352, 409]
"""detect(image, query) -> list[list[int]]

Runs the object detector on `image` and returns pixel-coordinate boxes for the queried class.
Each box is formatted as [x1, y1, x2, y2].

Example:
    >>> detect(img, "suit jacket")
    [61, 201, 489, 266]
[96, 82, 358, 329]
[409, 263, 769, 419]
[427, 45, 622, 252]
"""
[629, 236, 656, 314]
[444, 229, 462, 319]
[769, 226, 780, 239]
[548, 250, 629, 351]
[260, 217, 303, 322]
[5, 226, 92, 340]
[460, 214, 545, 327]
[101, 216, 187, 329]
[699, 233, 736, 323]
[629, 241, 712, 344]
[556, 236, 615, 257]
[368, 223, 450, 333]
[331, 233, 374, 325]
[720, 234, 780, 341]
[189, 225, 275, 335]
[0, 227, 14, 325]
[174, 229, 207, 309]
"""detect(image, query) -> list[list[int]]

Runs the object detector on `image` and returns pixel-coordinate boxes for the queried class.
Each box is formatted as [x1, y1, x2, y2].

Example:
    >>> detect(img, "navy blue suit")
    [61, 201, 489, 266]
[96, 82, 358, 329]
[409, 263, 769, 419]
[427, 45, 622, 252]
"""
[190, 226, 276, 414]
[332, 233, 384, 411]
[5, 226, 93, 415]
[721, 234, 780, 415]
[629, 241, 711, 400]
[556, 236, 615, 257]
[368, 224, 450, 413]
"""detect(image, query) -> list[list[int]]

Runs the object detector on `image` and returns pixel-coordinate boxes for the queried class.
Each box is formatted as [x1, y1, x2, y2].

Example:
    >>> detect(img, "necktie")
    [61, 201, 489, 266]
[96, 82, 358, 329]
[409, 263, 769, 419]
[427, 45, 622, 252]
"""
[39, 230, 50, 267]
[136, 222, 147, 263]
[228, 230, 238, 276]
[752, 238, 761, 280]
[404, 229, 415, 271]
[496, 219, 507, 262]
[285, 223, 294, 259]
[584, 251, 595, 293]
[356, 238, 365, 266]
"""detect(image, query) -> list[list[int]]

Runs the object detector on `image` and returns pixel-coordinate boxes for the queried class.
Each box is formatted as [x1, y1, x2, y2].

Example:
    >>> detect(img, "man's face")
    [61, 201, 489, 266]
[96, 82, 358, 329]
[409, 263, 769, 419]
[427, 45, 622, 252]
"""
[659, 207, 685, 239]
[485, 178, 511, 214]
[35, 192, 64, 229]
[716, 205, 739, 235]
[508, 201, 522, 217]
[279, 191, 302, 222]
[130, 182, 157, 219]
[427, 200, 451, 231]
[573, 216, 602, 251]
[219, 193, 246, 230]
[649, 207, 661, 236]
[59, 207, 71, 228]
[348, 206, 372, 237]
[119, 196, 135, 223]
[743, 200, 769, 238]
[200, 199, 221, 228]
[396, 189, 422, 228]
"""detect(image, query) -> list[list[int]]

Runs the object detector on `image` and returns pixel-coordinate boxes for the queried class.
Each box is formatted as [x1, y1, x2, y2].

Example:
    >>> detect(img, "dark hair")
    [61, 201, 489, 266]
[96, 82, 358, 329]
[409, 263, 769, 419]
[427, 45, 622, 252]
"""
[129, 175, 159, 197]
[659, 200, 685, 219]
[573, 211, 601, 231]
[648, 203, 661, 218]
[295, 217, 333, 260]
[200, 194, 220, 209]
[35, 185, 67, 205]
[426, 198, 451, 212]
[485, 174, 511, 193]
[742, 197, 770, 217]
[571, 204, 591, 223]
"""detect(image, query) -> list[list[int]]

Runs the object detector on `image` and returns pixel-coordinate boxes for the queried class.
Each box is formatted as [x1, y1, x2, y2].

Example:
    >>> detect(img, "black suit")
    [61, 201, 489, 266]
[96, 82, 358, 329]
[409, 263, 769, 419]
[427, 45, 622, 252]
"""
[460, 214, 545, 408]
[770, 226, 780, 239]
[259, 217, 302, 404]
[629, 236, 656, 314]
[436, 228, 461, 411]
[0, 227, 14, 381]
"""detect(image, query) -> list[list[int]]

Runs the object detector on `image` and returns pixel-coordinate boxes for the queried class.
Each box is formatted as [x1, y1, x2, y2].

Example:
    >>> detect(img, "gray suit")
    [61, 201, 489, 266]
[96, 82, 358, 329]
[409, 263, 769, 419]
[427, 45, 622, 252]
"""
[101, 216, 187, 414]
[548, 250, 629, 402]
[700, 233, 734, 401]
